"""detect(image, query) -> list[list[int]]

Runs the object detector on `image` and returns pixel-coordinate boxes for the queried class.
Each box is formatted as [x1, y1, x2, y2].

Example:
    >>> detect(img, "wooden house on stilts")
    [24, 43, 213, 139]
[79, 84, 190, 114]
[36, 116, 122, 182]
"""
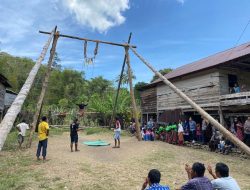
[140, 42, 250, 125]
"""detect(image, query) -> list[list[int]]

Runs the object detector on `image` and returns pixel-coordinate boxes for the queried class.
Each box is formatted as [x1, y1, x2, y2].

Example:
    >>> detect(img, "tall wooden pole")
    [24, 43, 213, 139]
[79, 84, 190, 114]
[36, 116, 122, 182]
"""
[129, 46, 250, 156]
[0, 28, 56, 151]
[27, 31, 60, 148]
[110, 33, 132, 127]
[125, 47, 142, 141]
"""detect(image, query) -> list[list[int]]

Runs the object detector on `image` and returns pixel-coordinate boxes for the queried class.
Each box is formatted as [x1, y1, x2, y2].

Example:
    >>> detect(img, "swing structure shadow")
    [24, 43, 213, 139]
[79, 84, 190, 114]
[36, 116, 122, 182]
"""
[1, 26, 250, 156]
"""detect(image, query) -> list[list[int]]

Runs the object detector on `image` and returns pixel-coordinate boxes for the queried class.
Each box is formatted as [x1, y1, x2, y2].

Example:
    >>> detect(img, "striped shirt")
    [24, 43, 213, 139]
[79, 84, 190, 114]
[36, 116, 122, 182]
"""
[147, 183, 170, 190]
[181, 177, 213, 190]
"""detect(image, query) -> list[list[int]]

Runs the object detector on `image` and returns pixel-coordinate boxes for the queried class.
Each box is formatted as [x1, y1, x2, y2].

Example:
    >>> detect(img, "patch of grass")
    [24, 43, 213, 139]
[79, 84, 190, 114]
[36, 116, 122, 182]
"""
[2, 131, 19, 151]
[0, 153, 42, 190]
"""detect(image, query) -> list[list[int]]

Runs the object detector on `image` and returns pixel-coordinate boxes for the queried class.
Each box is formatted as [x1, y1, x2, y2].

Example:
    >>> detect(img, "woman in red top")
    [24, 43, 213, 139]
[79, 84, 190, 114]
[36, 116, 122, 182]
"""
[235, 118, 244, 141]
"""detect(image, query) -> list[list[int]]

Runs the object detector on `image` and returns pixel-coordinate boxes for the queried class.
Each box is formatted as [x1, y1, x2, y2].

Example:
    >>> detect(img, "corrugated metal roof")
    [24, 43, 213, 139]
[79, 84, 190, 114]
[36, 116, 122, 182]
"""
[155, 41, 250, 82]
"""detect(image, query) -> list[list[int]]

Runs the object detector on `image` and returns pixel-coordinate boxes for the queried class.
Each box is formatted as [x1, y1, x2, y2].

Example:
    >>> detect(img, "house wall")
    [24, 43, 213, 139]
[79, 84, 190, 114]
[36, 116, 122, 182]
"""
[218, 68, 250, 95]
[4, 92, 17, 108]
[0, 83, 6, 112]
[157, 69, 221, 111]
[140, 87, 157, 114]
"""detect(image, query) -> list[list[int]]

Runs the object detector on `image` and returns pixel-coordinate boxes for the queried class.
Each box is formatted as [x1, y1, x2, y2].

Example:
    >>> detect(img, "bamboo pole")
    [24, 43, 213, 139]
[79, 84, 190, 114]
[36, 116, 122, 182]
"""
[125, 47, 142, 141]
[0, 28, 56, 151]
[110, 33, 132, 127]
[27, 31, 60, 148]
[39, 30, 136, 48]
[129, 46, 250, 156]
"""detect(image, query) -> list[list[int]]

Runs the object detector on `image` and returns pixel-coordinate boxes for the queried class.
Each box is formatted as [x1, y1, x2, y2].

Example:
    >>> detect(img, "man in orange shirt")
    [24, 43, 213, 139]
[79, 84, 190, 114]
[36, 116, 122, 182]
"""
[36, 116, 49, 161]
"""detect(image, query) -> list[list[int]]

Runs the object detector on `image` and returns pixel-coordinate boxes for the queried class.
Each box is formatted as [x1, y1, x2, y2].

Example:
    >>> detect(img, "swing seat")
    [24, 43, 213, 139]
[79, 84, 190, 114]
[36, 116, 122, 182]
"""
[82, 140, 110, 146]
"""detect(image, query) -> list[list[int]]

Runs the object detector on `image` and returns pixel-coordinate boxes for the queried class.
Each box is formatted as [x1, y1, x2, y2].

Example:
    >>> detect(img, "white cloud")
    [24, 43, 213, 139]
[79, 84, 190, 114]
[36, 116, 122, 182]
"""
[63, 0, 130, 33]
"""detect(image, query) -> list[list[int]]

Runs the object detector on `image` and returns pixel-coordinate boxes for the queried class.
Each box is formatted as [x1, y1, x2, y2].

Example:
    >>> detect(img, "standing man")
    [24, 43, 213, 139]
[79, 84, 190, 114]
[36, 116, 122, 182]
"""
[70, 118, 80, 152]
[16, 120, 29, 148]
[36, 116, 49, 161]
[189, 117, 197, 142]
[207, 163, 241, 190]
[113, 117, 121, 148]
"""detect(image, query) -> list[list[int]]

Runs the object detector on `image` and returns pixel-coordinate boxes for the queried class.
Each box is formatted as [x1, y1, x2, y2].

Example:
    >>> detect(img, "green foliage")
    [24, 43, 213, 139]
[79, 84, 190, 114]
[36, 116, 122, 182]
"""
[151, 68, 173, 82]
[0, 52, 138, 126]
[134, 81, 148, 100]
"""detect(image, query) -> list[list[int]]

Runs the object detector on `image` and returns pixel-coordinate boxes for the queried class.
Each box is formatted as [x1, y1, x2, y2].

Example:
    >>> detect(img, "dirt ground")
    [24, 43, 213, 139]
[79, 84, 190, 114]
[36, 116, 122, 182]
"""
[1, 131, 250, 190]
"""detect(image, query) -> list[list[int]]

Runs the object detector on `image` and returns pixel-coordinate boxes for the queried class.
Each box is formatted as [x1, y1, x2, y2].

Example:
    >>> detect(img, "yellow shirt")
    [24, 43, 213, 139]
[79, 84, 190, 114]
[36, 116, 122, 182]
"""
[38, 121, 49, 141]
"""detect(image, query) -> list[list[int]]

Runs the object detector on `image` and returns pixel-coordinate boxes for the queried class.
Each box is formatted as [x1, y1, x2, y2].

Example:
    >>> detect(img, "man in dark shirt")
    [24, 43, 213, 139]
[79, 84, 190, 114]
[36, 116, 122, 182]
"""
[177, 162, 213, 190]
[76, 102, 88, 117]
[70, 118, 80, 152]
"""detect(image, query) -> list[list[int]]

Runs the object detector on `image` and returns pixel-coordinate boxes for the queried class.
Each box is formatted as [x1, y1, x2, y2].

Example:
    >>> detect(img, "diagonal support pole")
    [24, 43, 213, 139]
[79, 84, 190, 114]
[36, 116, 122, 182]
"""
[0, 27, 56, 151]
[27, 30, 60, 148]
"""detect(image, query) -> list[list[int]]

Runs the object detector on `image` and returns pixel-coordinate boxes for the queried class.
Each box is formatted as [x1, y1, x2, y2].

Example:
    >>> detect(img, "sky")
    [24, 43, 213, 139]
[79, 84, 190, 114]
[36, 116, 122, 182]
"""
[1, 0, 250, 84]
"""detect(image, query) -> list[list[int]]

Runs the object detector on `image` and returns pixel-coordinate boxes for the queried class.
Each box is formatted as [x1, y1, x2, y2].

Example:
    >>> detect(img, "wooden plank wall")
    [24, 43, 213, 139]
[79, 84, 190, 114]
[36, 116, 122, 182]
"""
[0, 83, 5, 111]
[157, 69, 221, 111]
[140, 87, 157, 113]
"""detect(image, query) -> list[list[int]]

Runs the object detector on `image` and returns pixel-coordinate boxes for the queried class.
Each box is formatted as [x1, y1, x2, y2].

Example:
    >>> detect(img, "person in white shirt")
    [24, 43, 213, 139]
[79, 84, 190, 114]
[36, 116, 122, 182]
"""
[16, 120, 29, 148]
[207, 163, 241, 190]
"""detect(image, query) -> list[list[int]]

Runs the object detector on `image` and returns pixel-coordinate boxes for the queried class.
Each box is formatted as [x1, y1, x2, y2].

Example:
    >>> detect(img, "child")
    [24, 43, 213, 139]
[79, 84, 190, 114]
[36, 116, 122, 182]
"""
[178, 120, 184, 146]
[218, 137, 225, 152]
[196, 123, 202, 143]
[149, 129, 155, 141]
[70, 118, 80, 152]
[145, 129, 151, 141]
[113, 117, 121, 148]
[141, 129, 146, 140]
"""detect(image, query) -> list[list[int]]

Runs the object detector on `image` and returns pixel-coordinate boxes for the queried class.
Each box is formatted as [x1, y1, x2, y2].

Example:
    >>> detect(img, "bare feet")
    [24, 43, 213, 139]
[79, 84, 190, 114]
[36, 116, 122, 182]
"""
[75, 149, 80, 152]
[37, 157, 41, 161]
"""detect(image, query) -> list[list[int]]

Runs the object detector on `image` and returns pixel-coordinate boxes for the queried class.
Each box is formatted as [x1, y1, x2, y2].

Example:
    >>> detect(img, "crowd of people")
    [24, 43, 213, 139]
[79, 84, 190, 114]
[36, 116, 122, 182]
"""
[141, 162, 241, 190]
[138, 116, 250, 154]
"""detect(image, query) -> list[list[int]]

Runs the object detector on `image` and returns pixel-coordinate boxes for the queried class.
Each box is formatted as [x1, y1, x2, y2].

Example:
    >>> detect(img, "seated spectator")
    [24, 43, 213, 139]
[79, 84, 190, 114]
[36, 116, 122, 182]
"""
[141, 128, 146, 140]
[141, 169, 170, 190]
[207, 163, 241, 190]
[196, 123, 202, 143]
[218, 137, 225, 153]
[177, 162, 212, 190]
[145, 129, 151, 141]
[149, 129, 155, 141]
[209, 130, 221, 152]
[224, 139, 232, 155]
[233, 83, 240, 93]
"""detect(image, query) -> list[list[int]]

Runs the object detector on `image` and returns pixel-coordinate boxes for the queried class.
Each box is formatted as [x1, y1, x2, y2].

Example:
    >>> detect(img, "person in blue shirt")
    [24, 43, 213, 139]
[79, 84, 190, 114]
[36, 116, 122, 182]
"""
[141, 169, 170, 190]
[233, 83, 240, 93]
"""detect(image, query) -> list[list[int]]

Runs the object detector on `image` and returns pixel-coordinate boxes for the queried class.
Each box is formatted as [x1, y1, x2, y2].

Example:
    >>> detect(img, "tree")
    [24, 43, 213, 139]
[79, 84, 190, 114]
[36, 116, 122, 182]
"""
[134, 82, 148, 100]
[115, 67, 136, 85]
[52, 52, 62, 70]
[151, 68, 172, 82]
